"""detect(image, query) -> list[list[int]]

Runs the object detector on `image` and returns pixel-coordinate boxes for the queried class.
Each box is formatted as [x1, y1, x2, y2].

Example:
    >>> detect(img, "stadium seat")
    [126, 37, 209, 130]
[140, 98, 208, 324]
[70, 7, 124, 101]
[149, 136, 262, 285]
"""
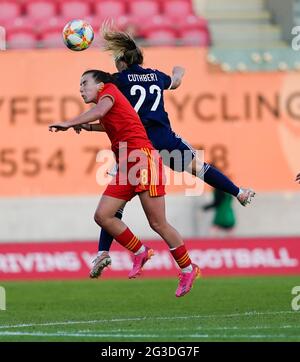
[91, 14, 132, 35]
[129, 0, 161, 22]
[0, 1, 21, 24]
[8, 30, 37, 49]
[94, 0, 126, 20]
[78, 16, 98, 33]
[179, 28, 210, 46]
[145, 29, 177, 46]
[39, 14, 96, 49]
[162, 0, 193, 21]
[5, 17, 35, 33]
[115, 15, 133, 32]
[38, 16, 69, 33]
[59, 0, 91, 19]
[25, 1, 57, 24]
[40, 31, 65, 48]
[39, 14, 98, 36]
[176, 14, 208, 32]
[139, 14, 173, 37]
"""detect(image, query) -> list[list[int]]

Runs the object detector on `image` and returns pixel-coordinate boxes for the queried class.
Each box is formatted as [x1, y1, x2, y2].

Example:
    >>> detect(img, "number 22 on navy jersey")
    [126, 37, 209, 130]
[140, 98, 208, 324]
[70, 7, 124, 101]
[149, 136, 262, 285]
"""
[115, 64, 172, 127]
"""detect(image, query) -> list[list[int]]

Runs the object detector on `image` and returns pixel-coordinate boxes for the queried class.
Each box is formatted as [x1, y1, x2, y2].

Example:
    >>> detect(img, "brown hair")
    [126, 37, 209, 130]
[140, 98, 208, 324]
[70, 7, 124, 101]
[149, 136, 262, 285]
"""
[82, 69, 116, 84]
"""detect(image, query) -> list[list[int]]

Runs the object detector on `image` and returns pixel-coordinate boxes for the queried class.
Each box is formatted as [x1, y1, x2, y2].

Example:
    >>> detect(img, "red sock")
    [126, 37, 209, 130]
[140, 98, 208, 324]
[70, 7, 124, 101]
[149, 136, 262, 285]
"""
[170, 245, 192, 269]
[115, 227, 143, 253]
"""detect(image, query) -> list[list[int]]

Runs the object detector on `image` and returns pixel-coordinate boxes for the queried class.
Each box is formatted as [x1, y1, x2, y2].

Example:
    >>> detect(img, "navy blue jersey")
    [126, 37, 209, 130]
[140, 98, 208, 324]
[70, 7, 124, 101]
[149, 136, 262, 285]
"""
[114, 64, 172, 128]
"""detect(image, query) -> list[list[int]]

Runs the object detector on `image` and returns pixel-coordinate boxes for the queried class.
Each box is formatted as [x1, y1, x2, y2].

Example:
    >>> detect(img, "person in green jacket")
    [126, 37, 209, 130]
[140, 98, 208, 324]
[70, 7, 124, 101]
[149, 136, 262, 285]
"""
[202, 188, 236, 237]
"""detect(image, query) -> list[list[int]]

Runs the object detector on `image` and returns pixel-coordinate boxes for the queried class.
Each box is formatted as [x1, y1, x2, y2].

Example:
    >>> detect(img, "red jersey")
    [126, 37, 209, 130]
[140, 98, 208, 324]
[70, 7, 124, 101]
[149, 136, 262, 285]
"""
[97, 83, 153, 155]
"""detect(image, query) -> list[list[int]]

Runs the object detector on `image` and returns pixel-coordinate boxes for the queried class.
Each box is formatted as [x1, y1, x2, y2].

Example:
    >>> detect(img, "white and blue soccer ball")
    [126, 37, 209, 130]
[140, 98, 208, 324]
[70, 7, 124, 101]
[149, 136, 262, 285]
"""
[62, 19, 94, 51]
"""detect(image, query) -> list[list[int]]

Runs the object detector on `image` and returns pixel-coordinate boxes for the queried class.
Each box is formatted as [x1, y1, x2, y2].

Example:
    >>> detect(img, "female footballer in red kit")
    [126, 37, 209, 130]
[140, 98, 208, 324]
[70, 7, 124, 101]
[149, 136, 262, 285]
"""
[49, 69, 199, 297]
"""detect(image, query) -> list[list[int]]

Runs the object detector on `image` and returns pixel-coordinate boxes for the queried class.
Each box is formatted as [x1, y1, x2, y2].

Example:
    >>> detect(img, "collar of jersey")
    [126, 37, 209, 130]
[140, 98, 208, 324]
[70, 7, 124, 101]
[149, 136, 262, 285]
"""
[127, 64, 142, 72]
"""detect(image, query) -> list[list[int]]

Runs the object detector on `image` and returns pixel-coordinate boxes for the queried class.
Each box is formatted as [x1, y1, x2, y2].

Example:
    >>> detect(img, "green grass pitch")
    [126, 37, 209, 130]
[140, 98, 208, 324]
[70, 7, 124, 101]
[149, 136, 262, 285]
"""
[0, 276, 300, 341]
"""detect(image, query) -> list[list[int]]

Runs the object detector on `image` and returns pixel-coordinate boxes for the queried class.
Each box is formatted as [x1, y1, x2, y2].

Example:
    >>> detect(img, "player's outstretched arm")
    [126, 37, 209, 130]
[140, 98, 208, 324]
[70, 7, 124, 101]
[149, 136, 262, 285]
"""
[49, 97, 113, 132]
[73, 123, 106, 133]
[170, 66, 185, 90]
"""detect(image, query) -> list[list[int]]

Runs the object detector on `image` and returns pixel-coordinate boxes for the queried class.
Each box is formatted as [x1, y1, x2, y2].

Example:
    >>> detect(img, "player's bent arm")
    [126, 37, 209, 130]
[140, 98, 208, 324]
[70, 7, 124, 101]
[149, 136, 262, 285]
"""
[80, 123, 106, 132]
[59, 97, 113, 128]
[49, 97, 113, 132]
[91, 123, 106, 131]
[169, 66, 185, 90]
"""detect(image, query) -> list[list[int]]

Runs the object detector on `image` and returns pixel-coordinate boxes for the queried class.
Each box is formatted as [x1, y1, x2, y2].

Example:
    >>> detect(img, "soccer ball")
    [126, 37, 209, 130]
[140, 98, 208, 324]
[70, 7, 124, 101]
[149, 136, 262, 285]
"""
[62, 19, 94, 51]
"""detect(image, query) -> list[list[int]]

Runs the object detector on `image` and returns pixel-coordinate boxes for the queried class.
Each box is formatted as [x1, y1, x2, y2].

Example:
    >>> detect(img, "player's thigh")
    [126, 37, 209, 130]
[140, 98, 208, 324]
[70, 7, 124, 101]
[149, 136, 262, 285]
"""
[163, 132, 195, 172]
[95, 195, 126, 221]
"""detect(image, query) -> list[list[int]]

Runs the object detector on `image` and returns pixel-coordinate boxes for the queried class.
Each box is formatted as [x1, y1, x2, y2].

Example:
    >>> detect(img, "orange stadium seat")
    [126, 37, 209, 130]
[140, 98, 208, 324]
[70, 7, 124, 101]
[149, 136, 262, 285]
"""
[0, 1, 21, 25]
[25, 0, 57, 24]
[59, 0, 91, 19]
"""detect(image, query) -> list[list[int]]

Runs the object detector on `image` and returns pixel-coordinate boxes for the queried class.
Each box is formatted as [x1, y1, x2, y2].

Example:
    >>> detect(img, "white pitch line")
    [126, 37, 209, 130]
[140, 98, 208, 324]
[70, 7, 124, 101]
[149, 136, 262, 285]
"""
[195, 325, 300, 331]
[0, 331, 159, 338]
[39, 325, 300, 334]
[167, 325, 300, 331]
[0, 331, 299, 340]
[186, 334, 300, 339]
[0, 310, 298, 330]
[0, 318, 147, 330]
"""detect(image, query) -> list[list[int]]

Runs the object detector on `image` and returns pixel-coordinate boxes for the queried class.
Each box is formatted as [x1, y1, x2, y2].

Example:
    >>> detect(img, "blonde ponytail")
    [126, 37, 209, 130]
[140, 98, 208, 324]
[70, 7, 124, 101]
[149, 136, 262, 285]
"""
[101, 20, 143, 65]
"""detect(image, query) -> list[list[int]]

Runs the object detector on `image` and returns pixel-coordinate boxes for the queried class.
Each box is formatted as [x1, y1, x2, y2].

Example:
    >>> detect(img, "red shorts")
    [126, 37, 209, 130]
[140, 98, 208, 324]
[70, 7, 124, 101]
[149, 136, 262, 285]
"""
[103, 147, 166, 201]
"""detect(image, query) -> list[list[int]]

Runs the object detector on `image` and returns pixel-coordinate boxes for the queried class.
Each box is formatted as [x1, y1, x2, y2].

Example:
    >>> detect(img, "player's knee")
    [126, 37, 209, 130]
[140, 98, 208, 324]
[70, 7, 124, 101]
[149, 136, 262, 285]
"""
[148, 218, 167, 233]
[94, 210, 107, 227]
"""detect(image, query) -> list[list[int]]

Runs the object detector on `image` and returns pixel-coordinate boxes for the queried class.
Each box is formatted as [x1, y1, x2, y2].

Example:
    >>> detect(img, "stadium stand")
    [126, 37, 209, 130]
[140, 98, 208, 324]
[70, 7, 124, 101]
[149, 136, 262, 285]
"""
[0, 1, 21, 25]
[25, 0, 57, 24]
[128, 0, 160, 22]
[162, 0, 194, 21]
[59, 0, 91, 19]
[94, 0, 126, 19]
[179, 27, 210, 46]
[7, 29, 37, 49]
[2, 1, 300, 288]
[0, 0, 296, 70]
[0, 0, 210, 48]
[144, 28, 178, 46]
[193, 0, 298, 71]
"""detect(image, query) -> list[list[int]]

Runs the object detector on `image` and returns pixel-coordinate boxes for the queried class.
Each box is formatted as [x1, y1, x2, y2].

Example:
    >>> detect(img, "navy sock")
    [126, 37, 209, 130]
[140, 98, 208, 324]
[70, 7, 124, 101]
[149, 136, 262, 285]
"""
[98, 208, 124, 252]
[201, 163, 240, 197]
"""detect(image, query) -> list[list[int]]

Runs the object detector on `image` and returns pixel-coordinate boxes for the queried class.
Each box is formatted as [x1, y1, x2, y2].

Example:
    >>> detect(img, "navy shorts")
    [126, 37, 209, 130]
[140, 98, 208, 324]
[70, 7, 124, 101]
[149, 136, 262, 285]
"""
[146, 124, 195, 172]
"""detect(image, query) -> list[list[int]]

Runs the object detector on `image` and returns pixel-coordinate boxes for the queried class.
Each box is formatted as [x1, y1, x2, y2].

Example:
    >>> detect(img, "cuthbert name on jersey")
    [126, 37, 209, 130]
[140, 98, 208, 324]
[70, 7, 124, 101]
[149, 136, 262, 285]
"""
[128, 73, 158, 82]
